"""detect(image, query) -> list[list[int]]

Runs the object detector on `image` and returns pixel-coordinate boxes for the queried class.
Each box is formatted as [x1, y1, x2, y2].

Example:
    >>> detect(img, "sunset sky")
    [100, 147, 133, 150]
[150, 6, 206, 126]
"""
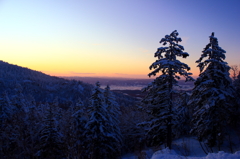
[0, 0, 240, 79]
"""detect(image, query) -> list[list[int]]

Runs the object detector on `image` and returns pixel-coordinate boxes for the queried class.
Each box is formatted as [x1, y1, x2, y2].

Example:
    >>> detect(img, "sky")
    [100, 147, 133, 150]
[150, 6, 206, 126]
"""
[0, 0, 240, 79]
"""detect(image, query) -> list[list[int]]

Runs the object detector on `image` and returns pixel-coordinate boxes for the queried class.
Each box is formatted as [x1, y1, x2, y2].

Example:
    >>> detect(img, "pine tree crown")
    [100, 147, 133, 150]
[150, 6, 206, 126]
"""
[196, 32, 228, 73]
[148, 30, 193, 82]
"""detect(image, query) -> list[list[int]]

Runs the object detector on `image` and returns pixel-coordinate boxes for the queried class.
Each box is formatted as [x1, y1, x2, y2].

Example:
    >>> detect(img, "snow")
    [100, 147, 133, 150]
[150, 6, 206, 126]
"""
[122, 149, 153, 159]
[151, 148, 240, 159]
[78, 84, 84, 91]
[121, 137, 240, 159]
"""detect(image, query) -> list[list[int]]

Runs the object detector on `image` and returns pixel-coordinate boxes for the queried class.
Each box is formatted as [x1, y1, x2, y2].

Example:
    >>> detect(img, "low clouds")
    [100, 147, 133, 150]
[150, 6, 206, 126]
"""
[114, 73, 148, 79]
[70, 72, 95, 75]
[114, 73, 131, 76]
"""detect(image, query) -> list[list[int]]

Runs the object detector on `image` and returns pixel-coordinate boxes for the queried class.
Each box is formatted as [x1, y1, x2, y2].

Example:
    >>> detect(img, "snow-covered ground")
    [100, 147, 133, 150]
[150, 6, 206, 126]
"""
[122, 149, 240, 159]
[151, 148, 240, 159]
[122, 148, 153, 159]
[122, 137, 240, 159]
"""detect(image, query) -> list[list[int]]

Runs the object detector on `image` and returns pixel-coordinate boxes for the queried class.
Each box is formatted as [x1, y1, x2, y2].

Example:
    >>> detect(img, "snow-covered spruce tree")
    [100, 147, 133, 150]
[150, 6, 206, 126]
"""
[188, 32, 236, 151]
[9, 84, 30, 157]
[0, 91, 15, 157]
[36, 103, 65, 158]
[23, 96, 40, 158]
[52, 97, 62, 123]
[141, 30, 193, 149]
[234, 72, 240, 117]
[175, 91, 191, 137]
[83, 82, 120, 159]
[59, 103, 74, 158]
[103, 85, 122, 155]
[233, 72, 240, 109]
[11, 83, 27, 112]
[71, 98, 87, 158]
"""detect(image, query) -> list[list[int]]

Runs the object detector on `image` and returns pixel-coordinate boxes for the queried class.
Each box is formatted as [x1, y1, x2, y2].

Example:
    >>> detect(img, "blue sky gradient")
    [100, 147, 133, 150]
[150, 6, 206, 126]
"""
[0, 0, 239, 78]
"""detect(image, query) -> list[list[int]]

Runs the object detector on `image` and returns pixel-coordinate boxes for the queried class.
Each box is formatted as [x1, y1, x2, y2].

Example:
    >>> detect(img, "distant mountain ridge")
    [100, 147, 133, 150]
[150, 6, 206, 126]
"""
[0, 61, 137, 106]
[0, 60, 93, 104]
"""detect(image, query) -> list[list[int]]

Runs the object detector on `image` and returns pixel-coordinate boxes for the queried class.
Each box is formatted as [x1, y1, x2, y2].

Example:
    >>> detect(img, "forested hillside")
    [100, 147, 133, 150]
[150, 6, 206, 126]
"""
[0, 60, 93, 104]
[1, 29, 240, 159]
[0, 60, 141, 158]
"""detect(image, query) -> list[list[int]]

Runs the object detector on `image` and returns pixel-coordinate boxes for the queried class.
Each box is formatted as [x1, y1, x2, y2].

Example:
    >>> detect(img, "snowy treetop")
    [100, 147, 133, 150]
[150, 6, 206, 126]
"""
[197, 32, 228, 73]
[148, 30, 194, 82]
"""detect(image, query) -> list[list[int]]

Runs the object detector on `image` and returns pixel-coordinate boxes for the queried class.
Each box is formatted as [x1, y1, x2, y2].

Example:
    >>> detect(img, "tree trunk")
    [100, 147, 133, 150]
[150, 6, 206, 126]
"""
[167, 124, 172, 149]
[167, 49, 173, 149]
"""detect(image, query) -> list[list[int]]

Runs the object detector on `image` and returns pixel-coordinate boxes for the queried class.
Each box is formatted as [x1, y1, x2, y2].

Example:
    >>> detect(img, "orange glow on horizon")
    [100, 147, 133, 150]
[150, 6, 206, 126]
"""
[1, 55, 201, 79]
[40, 69, 200, 80]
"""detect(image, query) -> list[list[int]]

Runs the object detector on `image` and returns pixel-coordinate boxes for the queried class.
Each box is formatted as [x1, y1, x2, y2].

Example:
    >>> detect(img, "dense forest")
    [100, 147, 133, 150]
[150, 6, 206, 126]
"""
[0, 60, 140, 158]
[1, 31, 240, 159]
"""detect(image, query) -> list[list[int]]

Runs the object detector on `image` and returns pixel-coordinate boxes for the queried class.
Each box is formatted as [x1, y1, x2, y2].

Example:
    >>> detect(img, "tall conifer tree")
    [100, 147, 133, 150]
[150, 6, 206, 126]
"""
[37, 103, 64, 158]
[188, 32, 235, 150]
[142, 30, 193, 148]
[71, 98, 87, 158]
[233, 72, 240, 108]
[103, 85, 122, 156]
[83, 82, 119, 159]
[0, 92, 14, 157]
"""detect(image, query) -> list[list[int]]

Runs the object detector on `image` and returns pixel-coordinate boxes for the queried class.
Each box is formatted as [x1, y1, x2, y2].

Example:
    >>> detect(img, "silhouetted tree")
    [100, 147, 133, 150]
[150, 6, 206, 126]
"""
[71, 98, 87, 158]
[37, 103, 64, 158]
[0, 92, 15, 158]
[83, 82, 120, 159]
[189, 32, 236, 151]
[141, 30, 193, 149]
[104, 85, 122, 156]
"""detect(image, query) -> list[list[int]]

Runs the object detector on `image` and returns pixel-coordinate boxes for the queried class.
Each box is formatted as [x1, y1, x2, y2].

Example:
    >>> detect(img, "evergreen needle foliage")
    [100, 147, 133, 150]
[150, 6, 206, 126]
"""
[189, 32, 236, 150]
[141, 30, 193, 149]
[83, 82, 121, 159]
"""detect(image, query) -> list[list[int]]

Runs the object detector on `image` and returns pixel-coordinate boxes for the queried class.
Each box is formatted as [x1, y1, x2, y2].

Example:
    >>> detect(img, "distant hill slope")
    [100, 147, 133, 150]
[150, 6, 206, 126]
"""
[0, 61, 137, 106]
[0, 61, 93, 104]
